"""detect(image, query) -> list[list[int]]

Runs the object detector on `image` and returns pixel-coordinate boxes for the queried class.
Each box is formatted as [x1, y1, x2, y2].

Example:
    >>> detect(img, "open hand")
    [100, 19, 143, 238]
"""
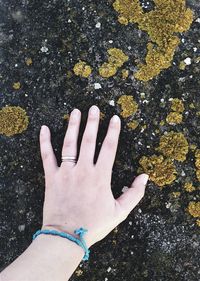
[40, 105, 149, 247]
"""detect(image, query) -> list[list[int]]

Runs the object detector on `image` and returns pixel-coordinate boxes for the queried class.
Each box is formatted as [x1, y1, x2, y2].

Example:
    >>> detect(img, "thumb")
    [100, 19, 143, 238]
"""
[116, 173, 149, 217]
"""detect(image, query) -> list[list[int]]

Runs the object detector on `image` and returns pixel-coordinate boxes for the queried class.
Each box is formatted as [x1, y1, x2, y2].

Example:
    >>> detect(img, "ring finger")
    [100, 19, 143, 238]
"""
[61, 108, 81, 168]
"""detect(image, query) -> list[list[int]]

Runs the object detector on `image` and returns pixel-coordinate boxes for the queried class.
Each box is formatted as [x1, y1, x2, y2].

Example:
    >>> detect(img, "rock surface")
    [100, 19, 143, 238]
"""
[0, 0, 200, 280]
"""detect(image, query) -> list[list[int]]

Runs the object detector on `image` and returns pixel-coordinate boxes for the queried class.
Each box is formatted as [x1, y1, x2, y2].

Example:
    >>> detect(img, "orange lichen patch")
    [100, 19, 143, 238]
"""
[0, 106, 29, 136]
[117, 95, 138, 118]
[63, 114, 70, 121]
[25, 58, 33, 66]
[99, 48, 128, 78]
[138, 155, 177, 187]
[127, 120, 139, 130]
[157, 131, 189, 162]
[73, 61, 92, 78]
[113, 0, 193, 81]
[187, 202, 200, 218]
[13, 82, 21, 90]
[121, 69, 129, 79]
[184, 182, 196, 193]
[170, 98, 185, 113]
[166, 112, 183, 124]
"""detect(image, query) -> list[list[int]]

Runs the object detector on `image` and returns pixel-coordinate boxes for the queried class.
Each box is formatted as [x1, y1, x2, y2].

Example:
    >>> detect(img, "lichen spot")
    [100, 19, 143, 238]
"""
[127, 120, 139, 130]
[73, 61, 92, 78]
[138, 154, 177, 187]
[117, 95, 138, 118]
[0, 106, 29, 136]
[13, 82, 21, 90]
[184, 182, 196, 193]
[195, 149, 200, 181]
[113, 0, 193, 81]
[99, 48, 128, 78]
[157, 131, 189, 162]
[166, 112, 183, 124]
[188, 202, 200, 218]
[170, 98, 185, 113]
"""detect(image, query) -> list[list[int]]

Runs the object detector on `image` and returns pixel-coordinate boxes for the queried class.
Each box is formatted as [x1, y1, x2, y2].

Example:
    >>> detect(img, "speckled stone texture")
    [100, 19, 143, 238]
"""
[0, 0, 200, 280]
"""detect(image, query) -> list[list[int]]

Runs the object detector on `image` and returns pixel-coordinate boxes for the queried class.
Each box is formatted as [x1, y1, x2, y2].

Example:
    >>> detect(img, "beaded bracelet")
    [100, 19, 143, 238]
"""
[32, 227, 90, 261]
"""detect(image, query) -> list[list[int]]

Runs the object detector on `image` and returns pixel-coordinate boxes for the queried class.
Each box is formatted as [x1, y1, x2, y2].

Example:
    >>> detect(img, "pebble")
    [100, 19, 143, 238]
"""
[95, 22, 101, 28]
[184, 57, 192, 65]
[94, 83, 102, 89]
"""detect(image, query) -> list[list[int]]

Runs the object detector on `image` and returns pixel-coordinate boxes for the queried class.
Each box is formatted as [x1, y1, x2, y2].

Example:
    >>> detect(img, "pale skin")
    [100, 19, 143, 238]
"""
[1, 105, 149, 281]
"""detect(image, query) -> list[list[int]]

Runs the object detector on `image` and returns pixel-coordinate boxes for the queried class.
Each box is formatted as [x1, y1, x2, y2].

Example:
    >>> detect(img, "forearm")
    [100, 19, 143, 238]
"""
[1, 234, 83, 281]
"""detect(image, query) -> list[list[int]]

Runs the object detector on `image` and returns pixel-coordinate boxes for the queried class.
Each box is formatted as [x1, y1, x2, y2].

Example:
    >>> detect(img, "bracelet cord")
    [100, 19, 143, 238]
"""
[32, 227, 90, 261]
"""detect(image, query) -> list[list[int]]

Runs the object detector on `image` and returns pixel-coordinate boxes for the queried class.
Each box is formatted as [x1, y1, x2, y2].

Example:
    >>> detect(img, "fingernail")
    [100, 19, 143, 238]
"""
[41, 125, 48, 133]
[89, 105, 99, 116]
[111, 115, 120, 123]
[71, 108, 80, 120]
[141, 174, 149, 185]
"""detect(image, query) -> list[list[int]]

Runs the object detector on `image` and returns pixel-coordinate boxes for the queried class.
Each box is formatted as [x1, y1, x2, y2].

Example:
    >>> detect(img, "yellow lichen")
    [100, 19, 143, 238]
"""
[172, 192, 181, 198]
[188, 202, 200, 218]
[170, 98, 185, 113]
[121, 69, 129, 79]
[0, 106, 29, 136]
[189, 103, 195, 109]
[195, 149, 200, 181]
[189, 144, 197, 151]
[184, 182, 196, 193]
[157, 131, 189, 162]
[99, 48, 128, 78]
[75, 269, 83, 277]
[127, 120, 139, 129]
[197, 219, 200, 227]
[73, 61, 92, 78]
[117, 95, 138, 118]
[179, 61, 187, 70]
[13, 82, 21, 90]
[100, 112, 105, 120]
[113, 0, 193, 81]
[138, 154, 177, 187]
[159, 120, 165, 126]
[166, 112, 183, 124]
[25, 58, 33, 66]
[63, 114, 70, 121]
[195, 149, 200, 169]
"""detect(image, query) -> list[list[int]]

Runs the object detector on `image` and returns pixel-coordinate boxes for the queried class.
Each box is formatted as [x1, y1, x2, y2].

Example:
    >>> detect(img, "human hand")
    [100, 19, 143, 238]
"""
[40, 105, 149, 248]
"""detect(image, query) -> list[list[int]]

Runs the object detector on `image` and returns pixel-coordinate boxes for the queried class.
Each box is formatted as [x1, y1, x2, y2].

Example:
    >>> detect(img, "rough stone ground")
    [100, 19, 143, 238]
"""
[0, 0, 200, 280]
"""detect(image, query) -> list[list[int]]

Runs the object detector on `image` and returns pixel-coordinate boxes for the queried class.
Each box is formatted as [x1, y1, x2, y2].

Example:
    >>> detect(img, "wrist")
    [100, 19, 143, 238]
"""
[32, 231, 84, 261]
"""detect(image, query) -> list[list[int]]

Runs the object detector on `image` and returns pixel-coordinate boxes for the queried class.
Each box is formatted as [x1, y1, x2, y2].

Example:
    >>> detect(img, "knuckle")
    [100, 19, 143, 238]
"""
[104, 138, 115, 149]
[84, 134, 95, 144]
[41, 150, 50, 161]
[63, 138, 74, 148]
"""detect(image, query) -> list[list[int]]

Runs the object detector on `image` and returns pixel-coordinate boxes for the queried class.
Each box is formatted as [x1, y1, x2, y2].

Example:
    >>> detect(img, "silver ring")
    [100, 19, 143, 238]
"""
[62, 156, 77, 163]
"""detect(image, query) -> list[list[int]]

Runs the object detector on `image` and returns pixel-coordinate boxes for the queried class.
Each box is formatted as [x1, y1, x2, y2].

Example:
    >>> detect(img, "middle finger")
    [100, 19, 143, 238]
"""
[78, 105, 100, 165]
